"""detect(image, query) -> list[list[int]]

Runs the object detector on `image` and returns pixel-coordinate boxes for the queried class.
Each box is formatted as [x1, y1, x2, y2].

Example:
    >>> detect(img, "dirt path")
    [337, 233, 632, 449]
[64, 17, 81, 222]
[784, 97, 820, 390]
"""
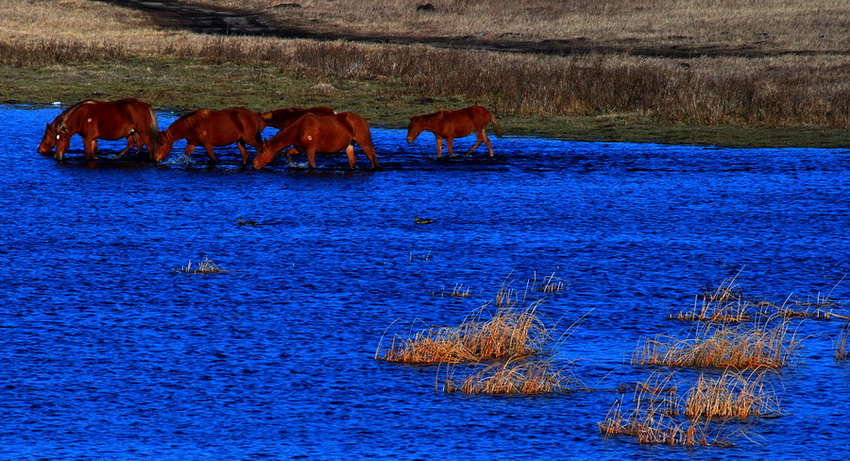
[101, 0, 835, 59]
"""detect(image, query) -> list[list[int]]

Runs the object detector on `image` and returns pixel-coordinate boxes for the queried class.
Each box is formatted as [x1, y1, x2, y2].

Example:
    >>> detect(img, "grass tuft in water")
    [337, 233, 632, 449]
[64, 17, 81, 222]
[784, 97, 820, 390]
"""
[174, 257, 229, 274]
[671, 275, 752, 322]
[598, 372, 744, 447]
[442, 358, 582, 395]
[376, 301, 550, 364]
[835, 320, 850, 361]
[684, 370, 782, 419]
[632, 316, 799, 369]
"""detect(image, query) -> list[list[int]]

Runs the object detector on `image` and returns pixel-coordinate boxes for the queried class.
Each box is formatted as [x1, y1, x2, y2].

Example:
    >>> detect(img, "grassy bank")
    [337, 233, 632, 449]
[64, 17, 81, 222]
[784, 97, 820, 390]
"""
[2, 0, 850, 147]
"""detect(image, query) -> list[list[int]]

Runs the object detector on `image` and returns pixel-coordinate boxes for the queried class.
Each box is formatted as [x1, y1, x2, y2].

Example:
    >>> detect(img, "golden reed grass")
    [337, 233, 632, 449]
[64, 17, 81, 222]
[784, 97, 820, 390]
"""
[671, 276, 752, 322]
[684, 370, 781, 419]
[632, 317, 799, 369]
[442, 358, 581, 395]
[375, 302, 550, 364]
[598, 370, 778, 446]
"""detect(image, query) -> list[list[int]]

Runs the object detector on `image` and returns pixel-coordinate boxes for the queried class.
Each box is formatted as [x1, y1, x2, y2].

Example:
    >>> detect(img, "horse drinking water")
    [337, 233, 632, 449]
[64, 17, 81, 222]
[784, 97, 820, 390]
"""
[41, 98, 160, 160]
[154, 108, 264, 165]
[406, 105, 502, 158]
[253, 112, 380, 170]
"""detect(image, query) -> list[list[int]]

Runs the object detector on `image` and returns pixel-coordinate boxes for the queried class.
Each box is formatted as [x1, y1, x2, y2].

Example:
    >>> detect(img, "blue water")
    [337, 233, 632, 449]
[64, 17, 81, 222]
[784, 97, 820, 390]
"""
[1, 104, 849, 460]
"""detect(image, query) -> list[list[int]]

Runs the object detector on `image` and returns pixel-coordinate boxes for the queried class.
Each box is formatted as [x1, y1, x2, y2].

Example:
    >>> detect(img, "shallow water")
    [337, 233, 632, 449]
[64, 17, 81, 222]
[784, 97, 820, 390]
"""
[2, 104, 849, 460]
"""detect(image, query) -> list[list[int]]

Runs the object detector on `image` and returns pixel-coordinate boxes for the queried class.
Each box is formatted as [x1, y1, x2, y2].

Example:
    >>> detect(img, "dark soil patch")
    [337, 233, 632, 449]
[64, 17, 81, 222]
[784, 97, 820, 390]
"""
[98, 0, 841, 59]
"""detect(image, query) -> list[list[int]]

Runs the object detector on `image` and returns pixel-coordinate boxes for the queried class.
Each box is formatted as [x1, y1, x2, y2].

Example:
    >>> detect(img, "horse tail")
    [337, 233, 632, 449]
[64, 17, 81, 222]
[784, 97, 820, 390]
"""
[490, 113, 503, 138]
[146, 105, 161, 153]
[360, 126, 380, 169]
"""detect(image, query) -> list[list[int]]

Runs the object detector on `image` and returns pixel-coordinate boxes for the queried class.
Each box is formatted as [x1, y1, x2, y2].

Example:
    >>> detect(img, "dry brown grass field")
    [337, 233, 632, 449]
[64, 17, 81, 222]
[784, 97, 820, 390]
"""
[2, 0, 850, 145]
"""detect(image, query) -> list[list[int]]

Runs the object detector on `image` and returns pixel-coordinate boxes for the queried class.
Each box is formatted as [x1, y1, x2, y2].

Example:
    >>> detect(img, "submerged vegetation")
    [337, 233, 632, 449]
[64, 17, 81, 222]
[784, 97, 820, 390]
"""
[173, 257, 229, 274]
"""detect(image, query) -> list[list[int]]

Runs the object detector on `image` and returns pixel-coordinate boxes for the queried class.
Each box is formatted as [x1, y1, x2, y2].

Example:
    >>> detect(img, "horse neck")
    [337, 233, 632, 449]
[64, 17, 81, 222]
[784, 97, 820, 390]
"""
[168, 116, 198, 139]
[267, 125, 299, 151]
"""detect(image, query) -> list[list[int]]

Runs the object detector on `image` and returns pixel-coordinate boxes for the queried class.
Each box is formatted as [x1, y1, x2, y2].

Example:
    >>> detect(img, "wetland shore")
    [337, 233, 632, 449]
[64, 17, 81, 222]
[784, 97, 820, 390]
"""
[2, 0, 849, 148]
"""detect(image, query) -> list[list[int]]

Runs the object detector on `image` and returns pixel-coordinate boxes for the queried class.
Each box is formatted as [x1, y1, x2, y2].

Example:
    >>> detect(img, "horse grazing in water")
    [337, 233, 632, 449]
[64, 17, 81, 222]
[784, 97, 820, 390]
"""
[258, 106, 336, 130]
[44, 98, 160, 160]
[406, 105, 502, 158]
[154, 108, 264, 165]
[38, 100, 135, 156]
[253, 112, 379, 170]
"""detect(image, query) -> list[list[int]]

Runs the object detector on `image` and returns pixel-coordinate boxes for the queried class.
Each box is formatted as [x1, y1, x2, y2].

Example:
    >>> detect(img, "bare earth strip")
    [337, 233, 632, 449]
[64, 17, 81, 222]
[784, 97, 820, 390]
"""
[97, 0, 850, 60]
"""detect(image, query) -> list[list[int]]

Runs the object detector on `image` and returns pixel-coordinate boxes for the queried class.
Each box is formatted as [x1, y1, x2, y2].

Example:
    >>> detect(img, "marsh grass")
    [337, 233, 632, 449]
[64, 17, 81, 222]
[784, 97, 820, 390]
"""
[174, 257, 229, 274]
[632, 317, 799, 369]
[598, 404, 736, 447]
[835, 320, 850, 360]
[684, 370, 782, 419]
[671, 276, 753, 322]
[430, 283, 472, 298]
[599, 370, 774, 446]
[376, 302, 550, 364]
[535, 272, 568, 294]
[442, 358, 582, 395]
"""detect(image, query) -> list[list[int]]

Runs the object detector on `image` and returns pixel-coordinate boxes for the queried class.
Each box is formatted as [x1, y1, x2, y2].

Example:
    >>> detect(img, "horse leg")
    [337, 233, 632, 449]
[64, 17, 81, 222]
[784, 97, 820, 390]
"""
[84, 137, 98, 160]
[236, 140, 249, 165]
[184, 144, 197, 160]
[345, 144, 356, 169]
[446, 137, 457, 157]
[286, 147, 299, 166]
[117, 134, 138, 158]
[306, 149, 317, 169]
[483, 131, 494, 157]
[203, 144, 217, 163]
[435, 137, 443, 158]
[465, 130, 486, 156]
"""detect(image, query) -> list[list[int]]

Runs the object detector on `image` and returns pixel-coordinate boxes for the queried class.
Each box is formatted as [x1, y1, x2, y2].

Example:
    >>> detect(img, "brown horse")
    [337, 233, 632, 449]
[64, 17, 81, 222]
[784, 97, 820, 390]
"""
[258, 106, 336, 130]
[154, 108, 264, 165]
[38, 100, 135, 156]
[406, 105, 502, 158]
[47, 98, 159, 160]
[253, 112, 380, 170]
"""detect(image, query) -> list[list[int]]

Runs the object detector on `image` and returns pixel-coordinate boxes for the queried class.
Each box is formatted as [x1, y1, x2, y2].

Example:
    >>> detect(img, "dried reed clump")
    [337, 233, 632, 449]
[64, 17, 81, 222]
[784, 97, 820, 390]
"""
[632, 317, 799, 369]
[443, 358, 581, 395]
[684, 370, 782, 419]
[376, 303, 550, 364]
[759, 296, 848, 321]
[174, 257, 229, 274]
[835, 320, 850, 360]
[671, 276, 753, 322]
[535, 272, 568, 294]
[598, 370, 780, 446]
[599, 407, 734, 447]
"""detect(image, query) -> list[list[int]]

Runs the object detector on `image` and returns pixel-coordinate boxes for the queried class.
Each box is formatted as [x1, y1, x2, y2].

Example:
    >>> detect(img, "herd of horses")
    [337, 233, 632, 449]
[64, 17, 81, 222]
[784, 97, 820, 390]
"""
[37, 98, 503, 169]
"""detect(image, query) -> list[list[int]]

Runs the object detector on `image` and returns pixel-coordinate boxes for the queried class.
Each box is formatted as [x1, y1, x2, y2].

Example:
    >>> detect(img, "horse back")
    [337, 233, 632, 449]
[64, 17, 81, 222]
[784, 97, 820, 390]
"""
[260, 106, 335, 129]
